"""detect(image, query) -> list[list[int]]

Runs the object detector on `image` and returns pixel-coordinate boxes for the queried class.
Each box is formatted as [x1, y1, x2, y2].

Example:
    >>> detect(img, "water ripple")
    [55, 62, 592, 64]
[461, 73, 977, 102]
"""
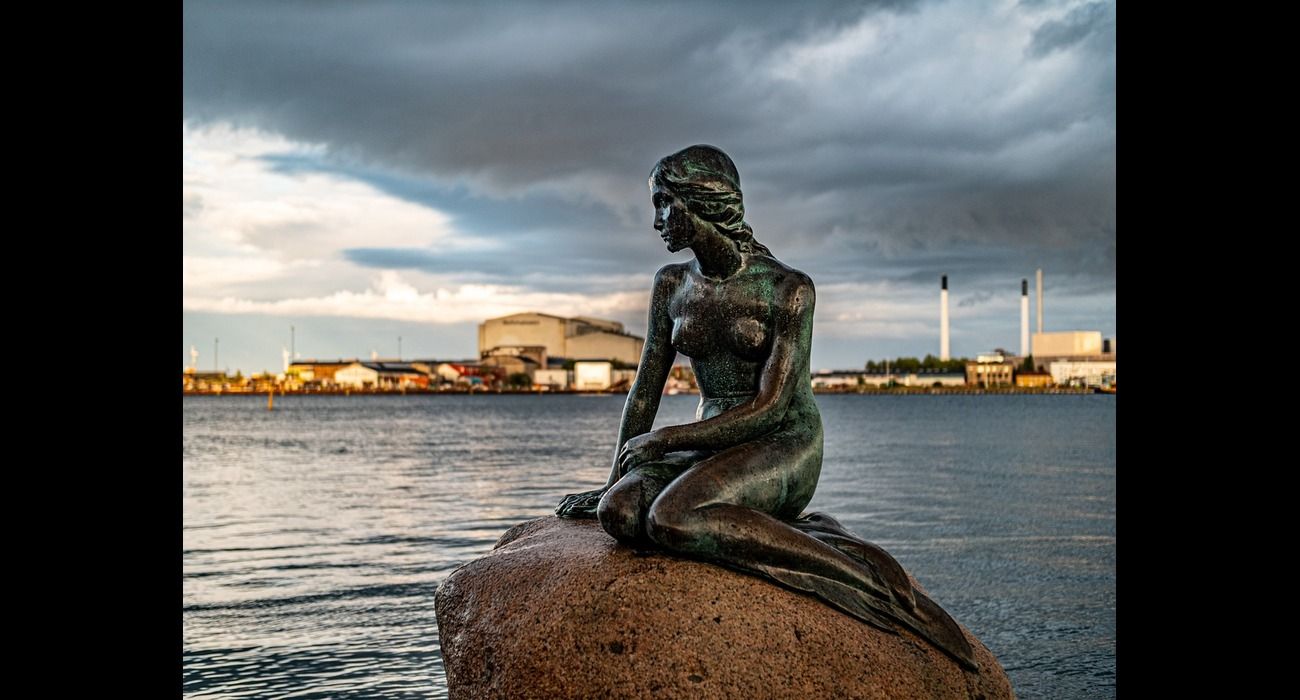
[184, 393, 1114, 699]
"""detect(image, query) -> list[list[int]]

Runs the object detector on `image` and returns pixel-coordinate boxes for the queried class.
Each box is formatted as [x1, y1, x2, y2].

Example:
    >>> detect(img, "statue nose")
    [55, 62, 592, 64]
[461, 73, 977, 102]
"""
[654, 217, 665, 231]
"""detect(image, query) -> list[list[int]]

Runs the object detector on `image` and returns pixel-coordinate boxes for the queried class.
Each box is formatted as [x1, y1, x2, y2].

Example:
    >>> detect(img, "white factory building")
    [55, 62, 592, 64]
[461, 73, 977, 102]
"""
[1029, 331, 1116, 384]
[1049, 361, 1116, 388]
[478, 312, 645, 367]
[1032, 331, 1105, 358]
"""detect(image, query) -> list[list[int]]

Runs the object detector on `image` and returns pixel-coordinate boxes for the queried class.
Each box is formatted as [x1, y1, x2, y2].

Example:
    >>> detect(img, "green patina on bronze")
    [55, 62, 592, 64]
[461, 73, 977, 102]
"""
[556, 145, 978, 672]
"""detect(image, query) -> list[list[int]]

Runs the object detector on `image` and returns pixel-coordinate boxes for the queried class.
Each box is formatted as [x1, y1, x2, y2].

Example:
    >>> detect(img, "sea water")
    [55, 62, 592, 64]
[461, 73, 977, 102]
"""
[183, 393, 1115, 699]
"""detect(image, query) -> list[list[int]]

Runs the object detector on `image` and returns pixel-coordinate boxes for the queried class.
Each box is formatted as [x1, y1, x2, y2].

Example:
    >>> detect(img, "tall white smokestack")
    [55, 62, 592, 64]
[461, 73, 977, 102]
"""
[1020, 279, 1029, 357]
[940, 275, 950, 361]
[1036, 268, 1043, 334]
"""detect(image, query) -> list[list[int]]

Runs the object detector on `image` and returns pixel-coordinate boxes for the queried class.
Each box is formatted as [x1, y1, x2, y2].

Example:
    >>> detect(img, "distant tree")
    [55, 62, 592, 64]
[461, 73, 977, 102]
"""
[506, 372, 532, 388]
[1021, 355, 1035, 372]
[865, 356, 966, 374]
[894, 357, 921, 373]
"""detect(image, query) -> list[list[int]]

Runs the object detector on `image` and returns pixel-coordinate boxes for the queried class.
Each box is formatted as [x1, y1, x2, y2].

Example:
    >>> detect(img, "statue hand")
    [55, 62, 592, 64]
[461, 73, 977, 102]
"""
[555, 488, 605, 519]
[617, 433, 667, 474]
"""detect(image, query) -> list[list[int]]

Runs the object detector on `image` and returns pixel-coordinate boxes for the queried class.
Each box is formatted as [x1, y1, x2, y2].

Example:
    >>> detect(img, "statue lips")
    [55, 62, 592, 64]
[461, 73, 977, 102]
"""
[660, 214, 696, 252]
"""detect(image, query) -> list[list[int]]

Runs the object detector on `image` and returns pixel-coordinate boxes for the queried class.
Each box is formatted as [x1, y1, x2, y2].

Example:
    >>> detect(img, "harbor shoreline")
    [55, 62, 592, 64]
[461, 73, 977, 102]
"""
[183, 386, 1103, 397]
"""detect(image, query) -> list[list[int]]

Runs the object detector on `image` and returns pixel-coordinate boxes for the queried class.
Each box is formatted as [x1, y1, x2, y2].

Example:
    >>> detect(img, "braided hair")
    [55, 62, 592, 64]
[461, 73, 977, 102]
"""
[649, 145, 772, 257]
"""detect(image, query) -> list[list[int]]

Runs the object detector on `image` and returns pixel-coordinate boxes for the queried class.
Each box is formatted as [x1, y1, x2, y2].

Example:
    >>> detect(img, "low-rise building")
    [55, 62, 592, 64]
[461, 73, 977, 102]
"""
[183, 369, 230, 391]
[966, 358, 1014, 387]
[574, 361, 613, 390]
[480, 354, 539, 381]
[287, 360, 356, 384]
[333, 361, 429, 389]
[820, 371, 965, 389]
[534, 368, 569, 389]
[902, 372, 966, 387]
[1015, 372, 1053, 388]
[811, 371, 861, 389]
[1049, 361, 1116, 388]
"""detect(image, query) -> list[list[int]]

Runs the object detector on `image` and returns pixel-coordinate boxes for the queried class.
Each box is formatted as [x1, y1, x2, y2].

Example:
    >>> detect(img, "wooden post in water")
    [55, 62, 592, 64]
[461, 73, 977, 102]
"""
[267, 388, 274, 410]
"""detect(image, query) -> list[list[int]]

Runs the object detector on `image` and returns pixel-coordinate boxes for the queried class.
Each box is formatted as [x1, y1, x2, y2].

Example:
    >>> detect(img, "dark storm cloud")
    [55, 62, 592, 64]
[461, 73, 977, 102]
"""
[1027, 2, 1113, 57]
[186, 1, 888, 187]
[184, 0, 1114, 299]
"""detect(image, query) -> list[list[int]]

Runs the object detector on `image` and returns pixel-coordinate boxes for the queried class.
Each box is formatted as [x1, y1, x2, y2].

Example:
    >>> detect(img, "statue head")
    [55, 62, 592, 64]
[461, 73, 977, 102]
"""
[649, 145, 771, 256]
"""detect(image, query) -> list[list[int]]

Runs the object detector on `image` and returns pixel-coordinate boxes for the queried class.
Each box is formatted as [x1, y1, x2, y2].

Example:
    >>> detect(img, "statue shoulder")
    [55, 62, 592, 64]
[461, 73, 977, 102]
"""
[759, 258, 814, 295]
[770, 264, 815, 312]
[652, 262, 690, 288]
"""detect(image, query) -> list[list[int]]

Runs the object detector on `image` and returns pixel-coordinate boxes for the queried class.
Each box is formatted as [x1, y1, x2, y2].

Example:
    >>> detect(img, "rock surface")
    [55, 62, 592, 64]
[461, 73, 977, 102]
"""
[435, 516, 1014, 699]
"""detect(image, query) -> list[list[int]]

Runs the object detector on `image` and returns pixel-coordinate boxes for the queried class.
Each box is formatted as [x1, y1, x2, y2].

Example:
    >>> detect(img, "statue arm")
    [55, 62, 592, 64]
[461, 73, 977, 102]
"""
[624, 275, 813, 463]
[601, 265, 680, 486]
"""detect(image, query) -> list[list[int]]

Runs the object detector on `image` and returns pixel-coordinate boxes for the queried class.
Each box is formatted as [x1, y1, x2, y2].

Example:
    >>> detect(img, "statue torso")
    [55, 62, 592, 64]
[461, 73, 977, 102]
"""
[666, 256, 801, 406]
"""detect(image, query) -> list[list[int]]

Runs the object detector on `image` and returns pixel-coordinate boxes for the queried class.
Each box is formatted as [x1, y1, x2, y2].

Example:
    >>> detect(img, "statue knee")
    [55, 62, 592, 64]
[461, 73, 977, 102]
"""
[645, 499, 703, 552]
[596, 485, 643, 543]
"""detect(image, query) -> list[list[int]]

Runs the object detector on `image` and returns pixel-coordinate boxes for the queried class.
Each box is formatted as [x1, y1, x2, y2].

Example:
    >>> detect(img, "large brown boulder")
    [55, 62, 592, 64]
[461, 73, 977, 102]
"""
[435, 516, 1014, 699]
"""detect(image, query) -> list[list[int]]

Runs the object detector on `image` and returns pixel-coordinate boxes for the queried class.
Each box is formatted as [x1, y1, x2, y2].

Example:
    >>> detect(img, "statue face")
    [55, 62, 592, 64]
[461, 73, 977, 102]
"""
[651, 182, 699, 253]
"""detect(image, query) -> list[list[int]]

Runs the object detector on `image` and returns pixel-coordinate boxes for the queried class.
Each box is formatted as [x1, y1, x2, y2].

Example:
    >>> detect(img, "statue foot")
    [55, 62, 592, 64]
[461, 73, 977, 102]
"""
[555, 488, 604, 519]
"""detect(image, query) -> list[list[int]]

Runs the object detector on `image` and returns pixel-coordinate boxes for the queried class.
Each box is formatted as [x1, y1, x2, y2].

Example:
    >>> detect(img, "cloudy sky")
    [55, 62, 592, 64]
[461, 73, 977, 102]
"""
[183, 0, 1114, 373]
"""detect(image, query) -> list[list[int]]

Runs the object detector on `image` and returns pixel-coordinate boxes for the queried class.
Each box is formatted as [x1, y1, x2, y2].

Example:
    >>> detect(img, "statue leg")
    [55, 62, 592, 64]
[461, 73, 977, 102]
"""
[641, 432, 978, 672]
[596, 452, 709, 547]
[643, 428, 904, 609]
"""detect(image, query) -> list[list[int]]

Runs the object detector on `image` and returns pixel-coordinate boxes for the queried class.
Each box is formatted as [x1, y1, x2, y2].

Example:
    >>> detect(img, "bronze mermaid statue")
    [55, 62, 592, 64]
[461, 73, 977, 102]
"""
[555, 145, 978, 672]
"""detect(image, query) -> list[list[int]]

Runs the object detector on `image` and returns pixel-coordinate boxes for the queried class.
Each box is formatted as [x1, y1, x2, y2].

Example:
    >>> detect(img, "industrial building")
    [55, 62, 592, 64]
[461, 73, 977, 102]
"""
[1032, 331, 1104, 358]
[478, 312, 645, 367]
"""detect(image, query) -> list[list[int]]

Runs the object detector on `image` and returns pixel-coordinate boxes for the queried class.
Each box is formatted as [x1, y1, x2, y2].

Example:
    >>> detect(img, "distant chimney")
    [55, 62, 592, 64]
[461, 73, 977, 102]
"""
[940, 275, 950, 360]
[1020, 279, 1029, 357]
[1036, 269, 1043, 334]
